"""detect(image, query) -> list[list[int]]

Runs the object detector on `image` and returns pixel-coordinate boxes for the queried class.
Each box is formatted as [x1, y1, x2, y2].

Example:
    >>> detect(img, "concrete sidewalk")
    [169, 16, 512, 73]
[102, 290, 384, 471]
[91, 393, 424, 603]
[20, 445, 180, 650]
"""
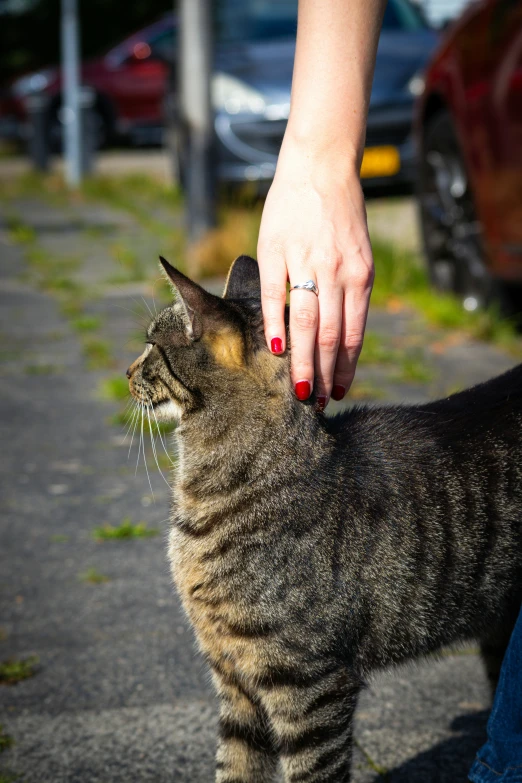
[0, 189, 515, 782]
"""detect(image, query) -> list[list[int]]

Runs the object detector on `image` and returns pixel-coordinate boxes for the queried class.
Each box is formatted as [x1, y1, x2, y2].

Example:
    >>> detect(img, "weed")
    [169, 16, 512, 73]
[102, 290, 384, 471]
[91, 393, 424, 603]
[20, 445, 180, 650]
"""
[60, 299, 84, 318]
[108, 243, 146, 283]
[393, 350, 434, 384]
[24, 364, 60, 375]
[358, 332, 395, 366]
[0, 774, 21, 783]
[71, 315, 102, 333]
[82, 338, 113, 370]
[0, 656, 39, 685]
[79, 568, 110, 584]
[6, 215, 36, 245]
[99, 376, 129, 402]
[0, 726, 13, 753]
[348, 380, 387, 401]
[93, 518, 158, 541]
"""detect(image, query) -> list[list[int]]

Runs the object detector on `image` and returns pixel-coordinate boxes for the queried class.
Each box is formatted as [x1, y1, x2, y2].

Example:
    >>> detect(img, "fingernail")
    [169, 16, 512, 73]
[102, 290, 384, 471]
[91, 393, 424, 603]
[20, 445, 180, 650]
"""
[331, 385, 346, 401]
[295, 380, 311, 401]
[271, 337, 283, 354]
[316, 395, 327, 411]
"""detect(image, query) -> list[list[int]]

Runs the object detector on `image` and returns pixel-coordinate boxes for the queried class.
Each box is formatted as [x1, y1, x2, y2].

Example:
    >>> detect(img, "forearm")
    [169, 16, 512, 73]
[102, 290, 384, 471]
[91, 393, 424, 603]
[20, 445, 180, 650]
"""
[285, 0, 387, 168]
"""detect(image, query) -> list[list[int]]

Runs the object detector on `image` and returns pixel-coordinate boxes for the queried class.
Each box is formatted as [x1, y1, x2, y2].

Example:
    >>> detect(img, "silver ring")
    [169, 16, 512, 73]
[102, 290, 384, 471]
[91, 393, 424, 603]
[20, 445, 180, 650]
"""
[289, 280, 319, 296]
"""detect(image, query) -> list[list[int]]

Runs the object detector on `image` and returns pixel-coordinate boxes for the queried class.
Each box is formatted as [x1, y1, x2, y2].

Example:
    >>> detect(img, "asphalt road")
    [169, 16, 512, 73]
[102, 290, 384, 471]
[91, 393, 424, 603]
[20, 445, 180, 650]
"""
[0, 192, 516, 783]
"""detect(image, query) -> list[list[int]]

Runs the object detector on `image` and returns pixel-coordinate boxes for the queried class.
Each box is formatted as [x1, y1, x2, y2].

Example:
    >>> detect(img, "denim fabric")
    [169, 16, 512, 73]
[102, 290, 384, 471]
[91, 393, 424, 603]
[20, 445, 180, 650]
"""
[469, 605, 522, 783]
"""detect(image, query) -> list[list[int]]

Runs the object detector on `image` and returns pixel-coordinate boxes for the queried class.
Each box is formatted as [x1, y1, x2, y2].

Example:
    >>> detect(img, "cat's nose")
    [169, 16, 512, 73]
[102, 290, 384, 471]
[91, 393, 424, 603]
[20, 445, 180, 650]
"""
[126, 367, 132, 379]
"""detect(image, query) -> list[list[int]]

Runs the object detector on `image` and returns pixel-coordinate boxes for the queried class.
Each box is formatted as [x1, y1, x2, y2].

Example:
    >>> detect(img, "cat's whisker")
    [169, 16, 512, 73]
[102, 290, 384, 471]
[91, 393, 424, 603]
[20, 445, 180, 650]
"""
[124, 410, 140, 446]
[138, 403, 155, 501]
[145, 403, 171, 488]
[135, 403, 144, 476]
[140, 295, 154, 320]
[127, 404, 140, 457]
[148, 396, 176, 466]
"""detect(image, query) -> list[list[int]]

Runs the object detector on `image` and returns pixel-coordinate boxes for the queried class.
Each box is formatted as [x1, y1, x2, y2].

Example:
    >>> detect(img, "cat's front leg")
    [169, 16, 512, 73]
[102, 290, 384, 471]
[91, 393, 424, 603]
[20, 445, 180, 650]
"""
[211, 665, 278, 783]
[258, 666, 360, 783]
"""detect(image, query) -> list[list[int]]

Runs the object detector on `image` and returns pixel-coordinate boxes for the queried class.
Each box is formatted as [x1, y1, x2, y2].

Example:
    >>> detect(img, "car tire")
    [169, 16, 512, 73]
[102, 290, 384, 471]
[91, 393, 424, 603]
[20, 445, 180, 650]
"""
[418, 109, 493, 312]
[46, 99, 111, 154]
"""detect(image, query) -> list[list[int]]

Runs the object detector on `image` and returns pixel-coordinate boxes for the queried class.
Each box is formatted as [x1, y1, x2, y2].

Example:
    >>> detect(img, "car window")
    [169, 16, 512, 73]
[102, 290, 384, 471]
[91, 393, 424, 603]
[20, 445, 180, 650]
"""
[215, 0, 426, 44]
[383, 0, 427, 30]
[148, 27, 177, 59]
[215, 0, 298, 43]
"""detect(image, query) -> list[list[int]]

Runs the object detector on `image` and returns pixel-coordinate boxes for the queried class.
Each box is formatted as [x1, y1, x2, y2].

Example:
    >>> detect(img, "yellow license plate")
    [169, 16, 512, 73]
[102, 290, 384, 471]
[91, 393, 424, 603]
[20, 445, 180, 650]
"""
[360, 146, 401, 178]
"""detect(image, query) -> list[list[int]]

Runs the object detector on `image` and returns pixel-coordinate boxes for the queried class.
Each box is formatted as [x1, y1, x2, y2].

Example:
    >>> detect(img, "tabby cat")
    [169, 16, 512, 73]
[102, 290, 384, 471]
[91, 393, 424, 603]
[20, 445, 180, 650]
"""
[127, 254, 522, 783]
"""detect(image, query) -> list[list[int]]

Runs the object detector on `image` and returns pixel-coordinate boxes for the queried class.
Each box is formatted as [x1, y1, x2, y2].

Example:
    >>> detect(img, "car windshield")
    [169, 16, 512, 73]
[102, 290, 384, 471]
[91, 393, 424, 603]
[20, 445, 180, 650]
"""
[215, 0, 427, 44]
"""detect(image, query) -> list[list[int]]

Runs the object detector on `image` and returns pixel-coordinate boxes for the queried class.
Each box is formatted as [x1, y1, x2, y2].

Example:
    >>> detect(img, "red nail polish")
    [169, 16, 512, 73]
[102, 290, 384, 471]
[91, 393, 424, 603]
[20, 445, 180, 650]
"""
[295, 380, 311, 401]
[316, 396, 327, 411]
[331, 385, 346, 401]
[271, 337, 283, 354]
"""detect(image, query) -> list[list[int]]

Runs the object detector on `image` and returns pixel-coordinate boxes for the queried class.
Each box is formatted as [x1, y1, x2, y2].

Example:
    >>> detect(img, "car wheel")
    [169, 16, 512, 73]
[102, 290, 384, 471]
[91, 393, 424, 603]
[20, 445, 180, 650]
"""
[418, 110, 491, 312]
[47, 101, 111, 153]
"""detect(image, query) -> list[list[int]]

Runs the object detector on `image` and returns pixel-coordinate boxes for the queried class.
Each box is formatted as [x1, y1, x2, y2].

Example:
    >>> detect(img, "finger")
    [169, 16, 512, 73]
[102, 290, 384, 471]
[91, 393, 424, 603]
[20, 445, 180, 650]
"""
[314, 285, 343, 407]
[289, 279, 319, 400]
[333, 276, 373, 401]
[258, 248, 288, 355]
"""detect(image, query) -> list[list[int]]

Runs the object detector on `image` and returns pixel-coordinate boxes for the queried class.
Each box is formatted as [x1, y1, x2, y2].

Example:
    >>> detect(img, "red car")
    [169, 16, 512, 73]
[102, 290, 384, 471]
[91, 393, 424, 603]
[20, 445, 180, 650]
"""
[417, 0, 522, 311]
[0, 15, 175, 149]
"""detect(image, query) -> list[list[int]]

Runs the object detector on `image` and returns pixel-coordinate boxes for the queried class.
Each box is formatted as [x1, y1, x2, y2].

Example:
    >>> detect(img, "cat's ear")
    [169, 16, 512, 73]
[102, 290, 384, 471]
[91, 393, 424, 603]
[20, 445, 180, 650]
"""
[159, 256, 218, 340]
[223, 255, 261, 301]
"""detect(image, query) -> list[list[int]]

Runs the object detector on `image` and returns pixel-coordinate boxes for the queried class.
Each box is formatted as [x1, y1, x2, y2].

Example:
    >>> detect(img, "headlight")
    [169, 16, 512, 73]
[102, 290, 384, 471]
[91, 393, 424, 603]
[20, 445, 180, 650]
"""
[12, 69, 56, 98]
[407, 70, 426, 97]
[212, 73, 266, 115]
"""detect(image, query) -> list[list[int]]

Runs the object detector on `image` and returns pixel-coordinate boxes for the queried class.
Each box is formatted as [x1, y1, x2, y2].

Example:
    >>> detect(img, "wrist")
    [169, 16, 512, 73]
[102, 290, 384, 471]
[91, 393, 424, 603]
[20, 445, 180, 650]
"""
[276, 126, 363, 186]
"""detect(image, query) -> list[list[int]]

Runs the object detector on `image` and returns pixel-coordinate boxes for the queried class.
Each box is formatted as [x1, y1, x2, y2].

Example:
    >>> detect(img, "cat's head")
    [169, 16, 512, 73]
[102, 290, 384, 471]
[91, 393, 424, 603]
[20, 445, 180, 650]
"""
[127, 255, 295, 423]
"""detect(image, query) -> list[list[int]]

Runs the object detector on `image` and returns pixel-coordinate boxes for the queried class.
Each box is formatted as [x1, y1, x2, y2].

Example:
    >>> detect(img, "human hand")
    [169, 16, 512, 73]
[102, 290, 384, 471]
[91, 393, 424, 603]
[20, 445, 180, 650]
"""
[257, 136, 374, 408]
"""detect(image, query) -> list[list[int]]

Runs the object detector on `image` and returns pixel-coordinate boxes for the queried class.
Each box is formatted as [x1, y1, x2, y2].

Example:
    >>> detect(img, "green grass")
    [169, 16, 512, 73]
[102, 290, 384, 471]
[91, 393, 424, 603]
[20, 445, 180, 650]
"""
[82, 338, 113, 370]
[6, 215, 36, 245]
[358, 332, 396, 366]
[108, 243, 146, 283]
[24, 364, 60, 375]
[70, 315, 102, 333]
[49, 534, 69, 544]
[60, 299, 85, 318]
[0, 656, 39, 685]
[99, 375, 129, 402]
[0, 774, 20, 783]
[348, 379, 387, 401]
[79, 568, 110, 584]
[93, 518, 159, 541]
[392, 350, 434, 384]
[353, 739, 390, 779]
[0, 726, 13, 753]
[371, 240, 521, 353]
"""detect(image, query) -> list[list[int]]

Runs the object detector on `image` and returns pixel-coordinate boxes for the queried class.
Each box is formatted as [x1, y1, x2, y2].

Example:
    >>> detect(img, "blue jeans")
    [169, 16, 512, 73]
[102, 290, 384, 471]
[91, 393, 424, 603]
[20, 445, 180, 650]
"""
[469, 606, 522, 782]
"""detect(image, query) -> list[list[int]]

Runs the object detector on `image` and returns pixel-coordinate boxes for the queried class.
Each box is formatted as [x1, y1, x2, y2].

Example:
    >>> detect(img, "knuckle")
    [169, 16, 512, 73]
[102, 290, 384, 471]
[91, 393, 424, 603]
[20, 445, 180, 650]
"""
[293, 308, 318, 331]
[262, 283, 286, 303]
[317, 325, 340, 351]
[322, 253, 344, 277]
[347, 264, 375, 290]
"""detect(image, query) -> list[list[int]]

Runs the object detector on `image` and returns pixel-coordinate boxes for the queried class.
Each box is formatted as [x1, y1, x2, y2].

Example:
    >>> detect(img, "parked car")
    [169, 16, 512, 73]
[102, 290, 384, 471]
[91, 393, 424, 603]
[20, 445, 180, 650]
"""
[184, 0, 438, 188]
[1, 0, 436, 188]
[0, 15, 176, 150]
[416, 0, 522, 311]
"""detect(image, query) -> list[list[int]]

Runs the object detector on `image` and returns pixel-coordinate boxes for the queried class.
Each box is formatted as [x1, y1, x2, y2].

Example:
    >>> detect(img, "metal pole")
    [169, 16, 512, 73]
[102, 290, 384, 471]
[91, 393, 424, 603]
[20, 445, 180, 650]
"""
[179, 0, 216, 242]
[61, 0, 82, 187]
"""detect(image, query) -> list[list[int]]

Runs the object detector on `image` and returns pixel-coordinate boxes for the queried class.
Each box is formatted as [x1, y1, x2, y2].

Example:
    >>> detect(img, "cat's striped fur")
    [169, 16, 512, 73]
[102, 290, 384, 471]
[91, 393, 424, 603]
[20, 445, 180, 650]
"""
[128, 255, 522, 782]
